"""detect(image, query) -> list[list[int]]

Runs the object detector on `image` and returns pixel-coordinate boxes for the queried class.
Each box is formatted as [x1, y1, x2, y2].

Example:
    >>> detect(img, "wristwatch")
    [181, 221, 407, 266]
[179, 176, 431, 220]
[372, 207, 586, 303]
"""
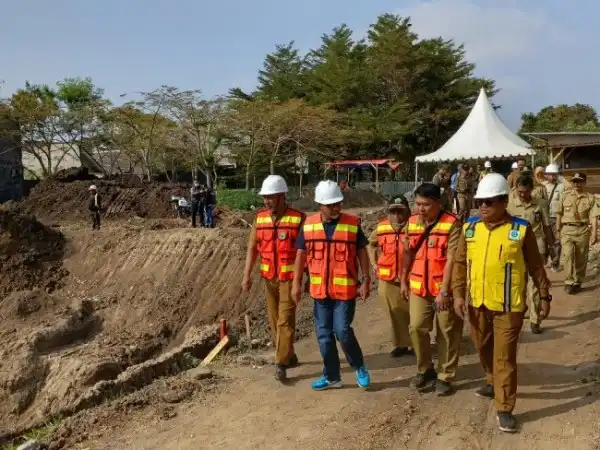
[441, 291, 450, 298]
[540, 295, 552, 302]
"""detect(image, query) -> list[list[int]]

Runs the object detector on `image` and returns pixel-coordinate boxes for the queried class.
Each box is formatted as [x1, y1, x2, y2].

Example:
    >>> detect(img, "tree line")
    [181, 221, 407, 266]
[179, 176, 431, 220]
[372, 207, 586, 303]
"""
[1, 13, 596, 189]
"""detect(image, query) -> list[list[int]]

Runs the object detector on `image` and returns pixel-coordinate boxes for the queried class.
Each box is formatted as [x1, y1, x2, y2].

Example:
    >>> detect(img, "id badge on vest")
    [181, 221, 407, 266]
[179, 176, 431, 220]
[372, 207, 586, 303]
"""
[279, 231, 288, 240]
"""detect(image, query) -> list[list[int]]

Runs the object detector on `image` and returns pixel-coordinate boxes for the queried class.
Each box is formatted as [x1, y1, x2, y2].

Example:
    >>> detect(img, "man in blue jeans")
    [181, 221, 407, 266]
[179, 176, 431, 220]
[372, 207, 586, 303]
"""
[292, 180, 372, 390]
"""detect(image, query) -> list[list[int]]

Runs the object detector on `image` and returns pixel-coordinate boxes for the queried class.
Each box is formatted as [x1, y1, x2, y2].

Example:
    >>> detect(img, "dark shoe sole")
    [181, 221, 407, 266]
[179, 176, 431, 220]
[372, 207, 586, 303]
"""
[475, 392, 494, 399]
[497, 417, 518, 433]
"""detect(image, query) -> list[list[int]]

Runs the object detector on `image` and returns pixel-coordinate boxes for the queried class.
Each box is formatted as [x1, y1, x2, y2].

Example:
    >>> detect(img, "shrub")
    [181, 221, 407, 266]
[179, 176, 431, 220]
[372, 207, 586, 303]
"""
[217, 189, 262, 210]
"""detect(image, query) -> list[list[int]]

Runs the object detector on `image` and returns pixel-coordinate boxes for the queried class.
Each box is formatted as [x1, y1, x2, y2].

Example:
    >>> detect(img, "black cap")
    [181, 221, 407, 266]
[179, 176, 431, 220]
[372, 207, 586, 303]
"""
[388, 195, 410, 210]
[572, 172, 586, 182]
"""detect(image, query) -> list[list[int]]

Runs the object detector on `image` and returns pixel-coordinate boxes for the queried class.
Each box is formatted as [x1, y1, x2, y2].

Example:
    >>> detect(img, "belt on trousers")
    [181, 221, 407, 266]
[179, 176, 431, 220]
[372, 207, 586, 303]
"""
[564, 222, 588, 227]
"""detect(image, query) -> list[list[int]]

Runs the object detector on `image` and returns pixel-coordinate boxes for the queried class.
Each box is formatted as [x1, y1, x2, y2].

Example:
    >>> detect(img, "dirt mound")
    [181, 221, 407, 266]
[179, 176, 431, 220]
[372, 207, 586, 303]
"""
[0, 225, 299, 440]
[19, 179, 188, 221]
[0, 211, 68, 297]
[292, 188, 386, 210]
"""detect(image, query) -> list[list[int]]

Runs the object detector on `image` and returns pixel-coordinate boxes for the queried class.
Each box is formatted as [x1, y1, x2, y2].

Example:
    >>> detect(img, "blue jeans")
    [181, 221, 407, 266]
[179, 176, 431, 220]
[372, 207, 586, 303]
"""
[313, 298, 365, 382]
[204, 204, 215, 228]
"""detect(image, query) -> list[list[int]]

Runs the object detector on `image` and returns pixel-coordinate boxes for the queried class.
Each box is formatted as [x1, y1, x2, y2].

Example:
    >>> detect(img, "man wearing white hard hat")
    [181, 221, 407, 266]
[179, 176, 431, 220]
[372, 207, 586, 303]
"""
[479, 161, 492, 182]
[452, 173, 551, 433]
[506, 159, 523, 190]
[242, 175, 306, 382]
[543, 163, 564, 270]
[292, 180, 372, 391]
[88, 185, 101, 230]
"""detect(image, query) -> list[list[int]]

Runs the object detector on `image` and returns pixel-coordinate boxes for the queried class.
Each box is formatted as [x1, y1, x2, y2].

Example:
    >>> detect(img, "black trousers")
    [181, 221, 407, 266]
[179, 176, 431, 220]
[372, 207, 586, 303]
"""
[191, 202, 204, 227]
[91, 211, 101, 230]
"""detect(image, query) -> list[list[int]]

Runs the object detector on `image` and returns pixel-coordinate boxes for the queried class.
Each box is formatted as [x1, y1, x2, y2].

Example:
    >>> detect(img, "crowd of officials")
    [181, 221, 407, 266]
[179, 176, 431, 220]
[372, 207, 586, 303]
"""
[242, 163, 599, 434]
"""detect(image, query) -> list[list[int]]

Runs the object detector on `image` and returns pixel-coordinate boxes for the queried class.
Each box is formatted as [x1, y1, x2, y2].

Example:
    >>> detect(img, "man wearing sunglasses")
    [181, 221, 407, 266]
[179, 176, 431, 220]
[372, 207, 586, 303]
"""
[451, 173, 551, 433]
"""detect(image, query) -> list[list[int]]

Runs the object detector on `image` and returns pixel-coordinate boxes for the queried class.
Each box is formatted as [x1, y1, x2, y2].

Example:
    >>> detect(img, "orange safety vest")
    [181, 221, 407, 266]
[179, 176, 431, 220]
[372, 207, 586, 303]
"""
[375, 219, 405, 281]
[255, 207, 304, 281]
[303, 213, 360, 300]
[407, 212, 457, 296]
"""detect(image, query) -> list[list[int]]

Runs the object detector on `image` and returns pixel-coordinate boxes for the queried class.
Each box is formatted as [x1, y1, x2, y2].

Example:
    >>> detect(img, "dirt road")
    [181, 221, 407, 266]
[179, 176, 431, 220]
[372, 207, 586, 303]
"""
[83, 269, 600, 450]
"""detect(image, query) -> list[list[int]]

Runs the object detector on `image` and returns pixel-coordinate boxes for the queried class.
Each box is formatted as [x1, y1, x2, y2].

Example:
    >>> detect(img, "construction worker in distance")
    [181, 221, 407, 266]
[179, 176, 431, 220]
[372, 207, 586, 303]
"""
[507, 159, 525, 190]
[88, 185, 101, 230]
[367, 195, 413, 358]
[291, 180, 372, 391]
[455, 163, 473, 222]
[507, 174, 555, 334]
[452, 172, 551, 433]
[241, 175, 306, 382]
[479, 160, 493, 181]
[556, 172, 600, 294]
[543, 163, 565, 271]
[400, 183, 463, 396]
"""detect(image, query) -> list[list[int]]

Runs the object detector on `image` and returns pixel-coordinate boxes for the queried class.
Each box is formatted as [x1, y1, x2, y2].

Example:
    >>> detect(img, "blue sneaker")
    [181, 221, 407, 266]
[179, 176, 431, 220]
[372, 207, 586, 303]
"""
[311, 376, 342, 391]
[356, 366, 370, 389]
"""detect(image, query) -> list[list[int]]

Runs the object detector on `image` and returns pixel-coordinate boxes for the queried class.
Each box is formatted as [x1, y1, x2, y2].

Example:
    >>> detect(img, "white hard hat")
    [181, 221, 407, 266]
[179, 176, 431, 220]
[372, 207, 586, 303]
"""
[258, 175, 288, 195]
[511, 162, 518, 169]
[545, 163, 560, 174]
[315, 180, 344, 205]
[474, 173, 509, 199]
[484, 161, 492, 168]
[89, 185, 97, 191]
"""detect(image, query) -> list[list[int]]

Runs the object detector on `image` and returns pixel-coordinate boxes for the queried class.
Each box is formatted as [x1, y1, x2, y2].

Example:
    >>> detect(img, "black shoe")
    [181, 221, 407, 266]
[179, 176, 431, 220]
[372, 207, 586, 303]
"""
[390, 347, 413, 358]
[410, 368, 437, 391]
[497, 411, 518, 433]
[572, 284, 582, 294]
[565, 285, 574, 295]
[285, 354, 299, 369]
[275, 365, 287, 382]
[530, 323, 542, 334]
[435, 380, 454, 396]
[475, 383, 494, 399]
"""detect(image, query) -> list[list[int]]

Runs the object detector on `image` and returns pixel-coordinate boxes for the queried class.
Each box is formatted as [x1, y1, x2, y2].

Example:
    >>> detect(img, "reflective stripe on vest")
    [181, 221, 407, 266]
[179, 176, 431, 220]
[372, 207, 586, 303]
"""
[465, 216, 528, 312]
[304, 212, 360, 300]
[256, 208, 303, 281]
[375, 219, 405, 281]
[407, 212, 457, 296]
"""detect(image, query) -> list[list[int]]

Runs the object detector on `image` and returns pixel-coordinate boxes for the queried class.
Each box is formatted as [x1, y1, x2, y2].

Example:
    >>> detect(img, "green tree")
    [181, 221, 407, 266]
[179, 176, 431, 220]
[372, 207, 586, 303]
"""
[257, 41, 307, 101]
[519, 104, 600, 133]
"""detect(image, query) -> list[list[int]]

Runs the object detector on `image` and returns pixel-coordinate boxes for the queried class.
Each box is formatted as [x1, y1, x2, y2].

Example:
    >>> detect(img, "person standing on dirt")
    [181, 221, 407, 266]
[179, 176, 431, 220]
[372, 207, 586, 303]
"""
[507, 174, 554, 334]
[367, 195, 413, 358]
[190, 181, 204, 228]
[452, 173, 551, 433]
[507, 159, 525, 190]
[88, 185, 101, 230]
[242, 175, 305, 382]
[456, 164, 473, 222]
[291, 180, 372, 391]
[204, 186, 216, 228]
[557, 172, 599, 294]
[544, 163, 565, 270]
[400, 183, 463, 396]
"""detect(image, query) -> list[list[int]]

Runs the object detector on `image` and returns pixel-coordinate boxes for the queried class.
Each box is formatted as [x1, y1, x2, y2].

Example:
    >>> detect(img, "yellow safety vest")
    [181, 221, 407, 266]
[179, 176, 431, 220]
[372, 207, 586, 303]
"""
[464, 216, 528, 312]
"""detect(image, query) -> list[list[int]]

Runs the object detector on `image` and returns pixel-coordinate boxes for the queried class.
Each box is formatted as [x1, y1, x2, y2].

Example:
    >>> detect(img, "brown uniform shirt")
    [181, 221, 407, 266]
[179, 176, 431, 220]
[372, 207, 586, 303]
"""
[556, 191, 599, 224]
[452, 214, 550, 300]
[456, 173, 472, 196]
[507, 171, 519, 190]
[507, 196, 550, 255]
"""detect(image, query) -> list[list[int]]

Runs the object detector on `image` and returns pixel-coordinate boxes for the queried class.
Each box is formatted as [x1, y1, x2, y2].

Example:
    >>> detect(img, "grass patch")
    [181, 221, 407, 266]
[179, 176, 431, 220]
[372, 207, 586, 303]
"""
[1, 417, 63, 450]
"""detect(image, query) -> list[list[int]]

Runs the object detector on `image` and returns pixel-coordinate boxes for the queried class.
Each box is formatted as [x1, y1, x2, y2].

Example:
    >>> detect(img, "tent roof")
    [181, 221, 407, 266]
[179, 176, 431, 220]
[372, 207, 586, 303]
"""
[415, 88, 533, 163]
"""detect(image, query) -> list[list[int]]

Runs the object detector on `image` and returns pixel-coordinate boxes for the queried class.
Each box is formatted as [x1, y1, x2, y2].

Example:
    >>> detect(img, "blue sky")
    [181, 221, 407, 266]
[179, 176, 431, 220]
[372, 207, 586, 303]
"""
[1, 0, 597, 130]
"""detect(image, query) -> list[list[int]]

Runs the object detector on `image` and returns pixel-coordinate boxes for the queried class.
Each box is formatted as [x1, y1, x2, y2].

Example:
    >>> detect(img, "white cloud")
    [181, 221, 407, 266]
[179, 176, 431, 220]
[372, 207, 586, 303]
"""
[396, 0, 568, 66]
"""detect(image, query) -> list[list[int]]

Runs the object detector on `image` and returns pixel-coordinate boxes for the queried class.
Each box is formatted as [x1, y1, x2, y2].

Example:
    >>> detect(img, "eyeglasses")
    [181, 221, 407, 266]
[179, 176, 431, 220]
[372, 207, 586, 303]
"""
[475, 197, 503, 207]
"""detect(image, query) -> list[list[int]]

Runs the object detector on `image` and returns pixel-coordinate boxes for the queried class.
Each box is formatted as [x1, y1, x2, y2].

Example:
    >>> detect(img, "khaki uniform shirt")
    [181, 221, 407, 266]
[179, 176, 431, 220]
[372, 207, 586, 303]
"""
[401, 217, 463, 256]
[544, 181, 565, 218]
[456, 173, 472, 196]
[557, 191, 599, 224]
[507, 196, 550, 255]
[452, 214, 550, 300]
[507, 171, 519, 190]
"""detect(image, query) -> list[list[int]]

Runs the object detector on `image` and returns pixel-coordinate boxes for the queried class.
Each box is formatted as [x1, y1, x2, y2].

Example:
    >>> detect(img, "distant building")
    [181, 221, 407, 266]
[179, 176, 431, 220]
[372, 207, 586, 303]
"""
[0, 117, 23, 202]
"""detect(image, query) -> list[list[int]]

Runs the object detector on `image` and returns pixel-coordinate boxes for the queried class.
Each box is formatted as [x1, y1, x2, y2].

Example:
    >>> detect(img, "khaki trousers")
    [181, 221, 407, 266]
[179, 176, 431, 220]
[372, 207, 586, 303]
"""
[469, 306, 524, 412]
[378, 280, 411, 348]
[526, 259, 544, 325]
[561, 225, 590, 286]
[264, 279, 296, 365]
[409, 294, 463, 382]
[457, 194, 472, 222]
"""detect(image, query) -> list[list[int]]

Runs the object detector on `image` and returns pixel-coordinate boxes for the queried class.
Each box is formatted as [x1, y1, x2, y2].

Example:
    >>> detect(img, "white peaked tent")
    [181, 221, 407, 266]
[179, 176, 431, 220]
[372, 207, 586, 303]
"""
[414, 88, 533, 179]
